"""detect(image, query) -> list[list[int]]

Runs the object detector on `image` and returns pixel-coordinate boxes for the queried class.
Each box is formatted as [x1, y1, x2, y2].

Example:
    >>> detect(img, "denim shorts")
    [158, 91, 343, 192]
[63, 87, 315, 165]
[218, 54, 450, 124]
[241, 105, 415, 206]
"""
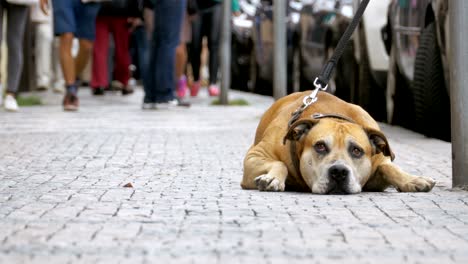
[52, 0, 101, 40]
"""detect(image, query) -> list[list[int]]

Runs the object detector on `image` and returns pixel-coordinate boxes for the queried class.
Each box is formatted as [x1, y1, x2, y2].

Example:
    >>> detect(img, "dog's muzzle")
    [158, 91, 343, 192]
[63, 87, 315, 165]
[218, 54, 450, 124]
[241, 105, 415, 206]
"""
[327, 164, 351, 194]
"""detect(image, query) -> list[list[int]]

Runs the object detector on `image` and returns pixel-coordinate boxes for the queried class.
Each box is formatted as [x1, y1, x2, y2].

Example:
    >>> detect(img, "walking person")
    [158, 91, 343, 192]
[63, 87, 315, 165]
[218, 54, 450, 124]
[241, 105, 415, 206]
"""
[40, 0, 104, 111]
[30, 1, 64, 93]
[189, 0, 240, 97]
[0, 0, 31, 112]
[143, 0, 189, 109]
[90, 0, 143, 96]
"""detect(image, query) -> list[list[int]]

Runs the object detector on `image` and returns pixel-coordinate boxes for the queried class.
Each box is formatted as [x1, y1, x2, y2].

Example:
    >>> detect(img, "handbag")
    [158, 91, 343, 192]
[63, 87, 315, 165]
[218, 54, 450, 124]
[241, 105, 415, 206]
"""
[5, 0, 38, 5]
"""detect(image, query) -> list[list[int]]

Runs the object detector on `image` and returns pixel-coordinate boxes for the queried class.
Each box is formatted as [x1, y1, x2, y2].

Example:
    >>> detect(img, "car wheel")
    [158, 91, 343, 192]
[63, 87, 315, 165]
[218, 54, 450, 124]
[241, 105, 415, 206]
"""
[386, 43, 415, 128]
[411, 22, 450, 141]
[356, 28, 387, 121]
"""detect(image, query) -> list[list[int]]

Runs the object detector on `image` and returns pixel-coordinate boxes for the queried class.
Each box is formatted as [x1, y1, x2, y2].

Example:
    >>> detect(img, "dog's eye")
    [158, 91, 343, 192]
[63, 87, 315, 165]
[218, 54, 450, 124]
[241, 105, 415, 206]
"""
[314, 142, 328, 154]
[350, 146, 364, 158]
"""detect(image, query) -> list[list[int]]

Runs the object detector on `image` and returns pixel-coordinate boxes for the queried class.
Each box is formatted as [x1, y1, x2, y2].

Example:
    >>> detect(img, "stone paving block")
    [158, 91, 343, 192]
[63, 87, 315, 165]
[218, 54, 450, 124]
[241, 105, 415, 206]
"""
[0, 89, 466, 263]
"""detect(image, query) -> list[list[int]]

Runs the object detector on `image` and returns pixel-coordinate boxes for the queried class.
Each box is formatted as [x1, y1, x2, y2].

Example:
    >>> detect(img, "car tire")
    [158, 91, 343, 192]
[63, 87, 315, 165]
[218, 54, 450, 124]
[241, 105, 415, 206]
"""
[411, 22, 450, 141]
[355, 27, 387, 121]
[249, 48, 270, 96]
[386, 43, 415, 128]
[333, 42, 356, 102]
[291, 48, 302, 94]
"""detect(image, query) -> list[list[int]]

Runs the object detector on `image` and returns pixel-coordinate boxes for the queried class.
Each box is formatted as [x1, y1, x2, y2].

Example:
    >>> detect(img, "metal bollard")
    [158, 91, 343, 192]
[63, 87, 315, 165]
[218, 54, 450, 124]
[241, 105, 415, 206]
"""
[273, 0, 287, 100]
[450, 0, 468, 188]
[220, 0, 232, 105]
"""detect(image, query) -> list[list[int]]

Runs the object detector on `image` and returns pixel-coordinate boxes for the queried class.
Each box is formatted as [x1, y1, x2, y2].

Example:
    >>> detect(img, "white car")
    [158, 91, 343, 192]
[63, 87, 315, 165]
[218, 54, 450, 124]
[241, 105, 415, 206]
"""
[349, 0, 391, 121]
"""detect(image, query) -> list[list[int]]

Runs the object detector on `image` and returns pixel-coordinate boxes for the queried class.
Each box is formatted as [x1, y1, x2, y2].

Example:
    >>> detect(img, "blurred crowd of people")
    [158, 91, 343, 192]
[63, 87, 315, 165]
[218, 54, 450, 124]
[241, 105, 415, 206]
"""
[0, 0, 240, 112]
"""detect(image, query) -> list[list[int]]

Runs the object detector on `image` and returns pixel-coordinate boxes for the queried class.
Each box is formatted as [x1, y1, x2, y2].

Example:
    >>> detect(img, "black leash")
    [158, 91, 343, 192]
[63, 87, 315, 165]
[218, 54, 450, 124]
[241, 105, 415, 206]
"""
[287, 0, 371, 128]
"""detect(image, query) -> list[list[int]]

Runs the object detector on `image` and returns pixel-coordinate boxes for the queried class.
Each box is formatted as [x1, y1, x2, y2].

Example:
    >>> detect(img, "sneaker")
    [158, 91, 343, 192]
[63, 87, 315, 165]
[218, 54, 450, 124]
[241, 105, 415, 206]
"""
[63, 93, 79, 111]
[52, 85, 65, 94]
[142, 102, 154, 110]
[4, 94, 19, 112]
[190, 81, 200, 97]
[177, 76, 188, 98]
[92, 87, 105, 96]
[142, 97, 154, 110]
[154, 99, 191, 109]
[36, 78, 49, 91]
[208, 84, 220, 97]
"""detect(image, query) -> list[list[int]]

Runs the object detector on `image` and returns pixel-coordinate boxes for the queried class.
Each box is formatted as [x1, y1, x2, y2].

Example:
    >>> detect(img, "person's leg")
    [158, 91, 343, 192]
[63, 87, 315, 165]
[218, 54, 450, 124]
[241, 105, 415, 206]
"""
[90, 16, 110, 91]
[175, 43, 188, 98]
[74, 2, 101, 78]
[75, 39, 94, 79]
[150, 0, 186, 103]
[175, 44, 187, 82]
[190, 10, 203, 82]
[207, 4, 222, 85]
[52, 37, 65, 93]
[111, 17, 131, 88]
[143, 21, 159, 104]
[5, 3, 29, 95]
[133, 26, 148, 81]
[206, 4, 222, 96]
[58, 33, 77, 87]
[35, 23, 53, 90]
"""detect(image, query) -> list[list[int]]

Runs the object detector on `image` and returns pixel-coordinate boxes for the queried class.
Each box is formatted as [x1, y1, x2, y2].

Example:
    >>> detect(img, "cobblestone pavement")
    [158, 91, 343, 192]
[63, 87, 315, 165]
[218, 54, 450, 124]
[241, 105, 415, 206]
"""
[0, 88, 467, 264]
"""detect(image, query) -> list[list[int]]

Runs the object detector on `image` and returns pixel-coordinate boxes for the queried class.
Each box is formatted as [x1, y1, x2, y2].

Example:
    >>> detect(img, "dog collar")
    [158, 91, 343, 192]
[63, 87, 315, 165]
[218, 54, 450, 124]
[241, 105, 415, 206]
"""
[312, 113, 356, 124]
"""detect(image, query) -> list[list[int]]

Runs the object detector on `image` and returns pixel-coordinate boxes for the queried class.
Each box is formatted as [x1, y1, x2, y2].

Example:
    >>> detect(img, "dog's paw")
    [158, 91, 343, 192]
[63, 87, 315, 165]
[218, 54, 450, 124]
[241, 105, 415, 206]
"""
[254, 174, 285, 192]
[397, 176, 436, 192]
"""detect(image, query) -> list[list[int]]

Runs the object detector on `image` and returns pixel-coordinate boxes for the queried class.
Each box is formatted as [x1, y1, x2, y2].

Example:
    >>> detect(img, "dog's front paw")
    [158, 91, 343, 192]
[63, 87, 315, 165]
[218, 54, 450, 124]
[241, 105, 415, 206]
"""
[254, 174, 285, 192]
[397, 176, 436, 192]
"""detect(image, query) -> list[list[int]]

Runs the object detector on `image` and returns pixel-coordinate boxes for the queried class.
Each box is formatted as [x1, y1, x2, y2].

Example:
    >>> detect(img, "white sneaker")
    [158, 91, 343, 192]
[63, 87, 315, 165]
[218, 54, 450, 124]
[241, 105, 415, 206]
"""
[52, 84, 65, 94]
[4, 94, 19, 112]
[154, 99, 178, 109]
[36, 78, 49, 91]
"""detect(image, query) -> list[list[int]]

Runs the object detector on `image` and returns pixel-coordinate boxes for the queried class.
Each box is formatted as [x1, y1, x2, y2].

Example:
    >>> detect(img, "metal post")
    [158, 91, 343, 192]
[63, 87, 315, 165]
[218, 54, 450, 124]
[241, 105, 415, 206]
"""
[220, 0, 231, 105]
[273, 0, 287, 100]
[450, 0, 468, 188]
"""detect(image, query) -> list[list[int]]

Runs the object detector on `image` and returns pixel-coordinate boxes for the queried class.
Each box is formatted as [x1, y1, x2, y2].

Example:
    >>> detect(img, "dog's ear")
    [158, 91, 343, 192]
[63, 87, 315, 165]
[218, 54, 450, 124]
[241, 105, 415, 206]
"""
[283, 119, 319, 144]
[365, 128, 395, 161]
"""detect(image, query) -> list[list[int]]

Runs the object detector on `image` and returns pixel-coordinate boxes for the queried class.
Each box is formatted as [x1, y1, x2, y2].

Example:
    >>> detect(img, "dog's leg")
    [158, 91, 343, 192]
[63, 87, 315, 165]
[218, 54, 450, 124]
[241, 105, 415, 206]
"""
[365, 160, 436, 192]
[241, 146, 288, 192]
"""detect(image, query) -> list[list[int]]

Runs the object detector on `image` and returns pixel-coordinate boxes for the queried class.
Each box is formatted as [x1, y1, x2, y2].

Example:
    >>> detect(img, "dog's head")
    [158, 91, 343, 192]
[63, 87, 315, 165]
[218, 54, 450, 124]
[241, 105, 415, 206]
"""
[284, 116, 394, 194]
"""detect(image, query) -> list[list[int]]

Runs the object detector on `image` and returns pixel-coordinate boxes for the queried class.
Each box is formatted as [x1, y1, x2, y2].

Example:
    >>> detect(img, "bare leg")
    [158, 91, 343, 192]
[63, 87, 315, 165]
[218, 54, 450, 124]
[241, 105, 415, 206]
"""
[58, 33, 76, 85]
[175, 43, 187, 80]
[75, 39, 94, 78]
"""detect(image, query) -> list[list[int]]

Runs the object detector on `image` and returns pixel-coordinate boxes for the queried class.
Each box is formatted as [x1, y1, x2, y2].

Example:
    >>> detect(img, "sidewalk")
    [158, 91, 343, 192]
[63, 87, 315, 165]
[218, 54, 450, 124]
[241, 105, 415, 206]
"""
[0, 87, 466, 263]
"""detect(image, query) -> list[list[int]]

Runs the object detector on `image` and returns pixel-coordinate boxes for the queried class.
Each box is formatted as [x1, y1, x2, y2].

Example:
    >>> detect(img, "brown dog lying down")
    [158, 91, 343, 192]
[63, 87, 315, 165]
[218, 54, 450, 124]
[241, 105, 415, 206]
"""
[241, 91, 435, 194]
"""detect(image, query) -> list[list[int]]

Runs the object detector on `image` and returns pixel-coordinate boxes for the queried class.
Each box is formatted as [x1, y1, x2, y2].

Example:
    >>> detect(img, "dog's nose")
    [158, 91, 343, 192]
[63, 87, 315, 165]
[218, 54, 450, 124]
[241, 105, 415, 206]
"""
[328, 165, 349, 182]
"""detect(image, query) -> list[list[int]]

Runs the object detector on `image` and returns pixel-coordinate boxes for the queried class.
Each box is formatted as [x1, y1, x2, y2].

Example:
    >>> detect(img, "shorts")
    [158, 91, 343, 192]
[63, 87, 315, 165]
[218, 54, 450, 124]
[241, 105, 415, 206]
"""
[52, 0, 101, 40]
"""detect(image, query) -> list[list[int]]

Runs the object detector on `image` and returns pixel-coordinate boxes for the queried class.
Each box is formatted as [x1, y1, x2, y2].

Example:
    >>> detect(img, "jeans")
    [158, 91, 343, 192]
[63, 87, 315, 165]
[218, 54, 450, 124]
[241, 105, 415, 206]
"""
[143, 0, 186, 103]
[130, 26, 148, 81]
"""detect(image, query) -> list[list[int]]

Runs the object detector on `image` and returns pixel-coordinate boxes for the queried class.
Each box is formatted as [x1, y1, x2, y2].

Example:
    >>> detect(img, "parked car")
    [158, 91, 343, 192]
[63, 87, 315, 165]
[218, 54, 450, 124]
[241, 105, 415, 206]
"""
[385, 0, 450, 141]
[249, 0, 302, 95]
[294, 0, 355, 101]
[350, 0, 391, 121]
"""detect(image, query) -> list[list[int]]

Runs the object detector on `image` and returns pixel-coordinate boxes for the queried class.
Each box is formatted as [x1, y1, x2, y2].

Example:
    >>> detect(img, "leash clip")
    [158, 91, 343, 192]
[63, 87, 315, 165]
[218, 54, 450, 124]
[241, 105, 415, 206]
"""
[302, 77, 327, 107]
